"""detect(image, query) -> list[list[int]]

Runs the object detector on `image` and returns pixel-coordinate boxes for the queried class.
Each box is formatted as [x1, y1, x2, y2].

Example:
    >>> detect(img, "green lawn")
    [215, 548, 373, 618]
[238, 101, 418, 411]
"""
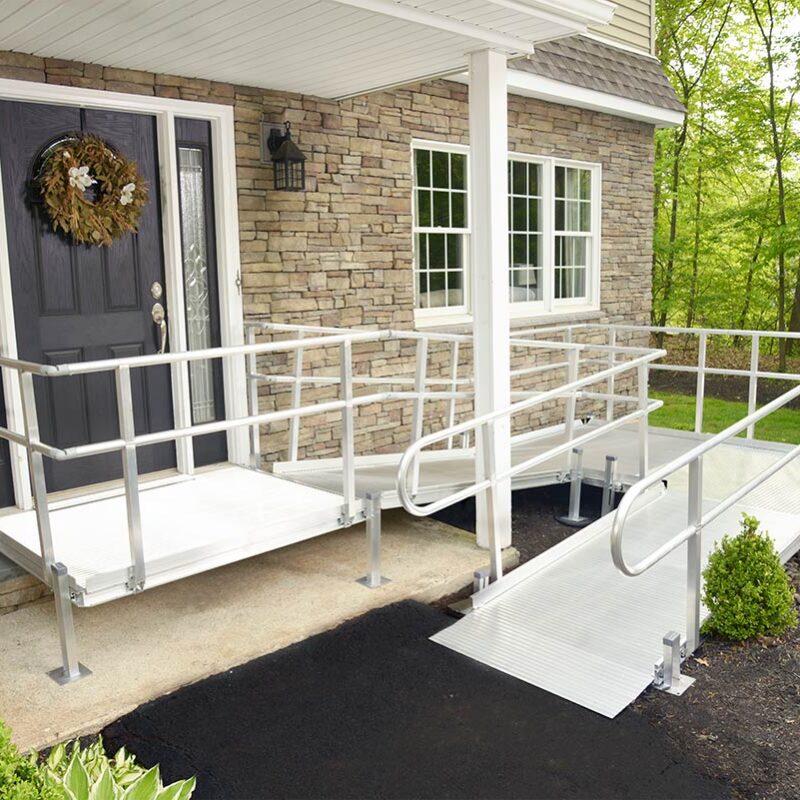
[649, 391, 800, 445]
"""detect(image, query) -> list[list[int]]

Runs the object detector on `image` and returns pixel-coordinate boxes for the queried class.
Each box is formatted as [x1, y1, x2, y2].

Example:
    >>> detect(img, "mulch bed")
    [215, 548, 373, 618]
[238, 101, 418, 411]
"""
[436, 488, 800, 800]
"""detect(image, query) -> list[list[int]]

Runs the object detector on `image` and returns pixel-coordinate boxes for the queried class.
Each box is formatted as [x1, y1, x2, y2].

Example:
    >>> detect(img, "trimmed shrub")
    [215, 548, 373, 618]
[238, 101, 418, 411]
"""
[703, 513, 797, 641]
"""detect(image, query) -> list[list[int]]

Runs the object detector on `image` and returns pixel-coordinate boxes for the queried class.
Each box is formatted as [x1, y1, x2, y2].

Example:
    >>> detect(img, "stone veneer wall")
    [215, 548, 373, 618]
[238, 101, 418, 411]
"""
[0, 52, 654, 463]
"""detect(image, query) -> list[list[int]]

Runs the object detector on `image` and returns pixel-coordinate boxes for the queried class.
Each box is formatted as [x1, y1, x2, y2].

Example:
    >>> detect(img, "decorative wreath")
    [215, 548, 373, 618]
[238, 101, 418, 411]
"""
[38, 134, 148, 246]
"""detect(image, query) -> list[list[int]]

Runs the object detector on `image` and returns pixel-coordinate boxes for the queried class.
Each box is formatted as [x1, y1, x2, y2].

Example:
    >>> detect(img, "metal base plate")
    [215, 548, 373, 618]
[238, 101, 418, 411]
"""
[447, 598, 473, 617]
[47, 662, 92, 685]
[658, 674, 695, 696]
[356, 576, 391, 589]
[555, 514, 593, 528]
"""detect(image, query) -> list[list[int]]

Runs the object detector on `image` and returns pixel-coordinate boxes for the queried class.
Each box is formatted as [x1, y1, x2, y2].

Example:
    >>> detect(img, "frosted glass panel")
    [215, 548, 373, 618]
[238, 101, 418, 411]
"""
[178, 147, 216, 424]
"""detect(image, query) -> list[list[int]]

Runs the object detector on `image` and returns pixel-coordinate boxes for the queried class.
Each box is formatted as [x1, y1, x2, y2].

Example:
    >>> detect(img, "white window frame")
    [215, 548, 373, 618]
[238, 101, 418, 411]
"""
[549, 157, 602, 313]
[507, 153, 551, 319]
[411, 139, 472, 326]
[413, 145, 602, 327]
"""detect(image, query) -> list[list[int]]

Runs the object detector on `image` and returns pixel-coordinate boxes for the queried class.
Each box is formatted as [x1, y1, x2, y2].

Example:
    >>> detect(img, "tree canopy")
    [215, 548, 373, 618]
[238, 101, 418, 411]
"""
[653, 0, 800, 363]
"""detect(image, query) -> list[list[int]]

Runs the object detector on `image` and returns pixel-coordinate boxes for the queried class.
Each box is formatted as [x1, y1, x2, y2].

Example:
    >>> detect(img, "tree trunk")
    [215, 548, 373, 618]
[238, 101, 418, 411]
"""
[656, 119, 688, 347]
[686, 106, 705, 328]
[748, 0, 789, 370]
[787, 254, 800, 354]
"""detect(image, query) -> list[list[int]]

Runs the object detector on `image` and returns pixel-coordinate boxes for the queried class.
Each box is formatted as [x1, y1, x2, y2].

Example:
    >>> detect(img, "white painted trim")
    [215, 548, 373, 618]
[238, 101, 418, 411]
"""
[469, 49, 513, 555]
[0, 78, 245, 504]
[211, 108, 248, 465]
[0, 158, 31, 510]
[0, 78, 237, 120]
[157, 111, 194, 477]
[331, 0, 537, 54]
[448, 70, 684, 127]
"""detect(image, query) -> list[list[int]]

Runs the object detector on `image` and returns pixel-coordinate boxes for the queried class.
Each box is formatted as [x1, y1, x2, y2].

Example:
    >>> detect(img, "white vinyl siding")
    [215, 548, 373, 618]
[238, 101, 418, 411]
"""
[589, 0, 653, 54]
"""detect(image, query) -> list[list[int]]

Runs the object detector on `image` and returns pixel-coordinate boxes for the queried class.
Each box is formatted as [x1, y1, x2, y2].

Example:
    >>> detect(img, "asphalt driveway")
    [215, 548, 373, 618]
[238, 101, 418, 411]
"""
[103, 601, 726, 799]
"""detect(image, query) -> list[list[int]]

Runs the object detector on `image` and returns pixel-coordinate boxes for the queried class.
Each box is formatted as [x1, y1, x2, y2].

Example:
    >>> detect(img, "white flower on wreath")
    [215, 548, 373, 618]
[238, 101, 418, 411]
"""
[68, 165, 95, 191]
[119, 182, 135, 206]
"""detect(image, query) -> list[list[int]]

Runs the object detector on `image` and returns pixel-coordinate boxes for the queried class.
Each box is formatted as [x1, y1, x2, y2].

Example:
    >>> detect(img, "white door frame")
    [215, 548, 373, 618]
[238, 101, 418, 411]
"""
[0, 78, 247, 510]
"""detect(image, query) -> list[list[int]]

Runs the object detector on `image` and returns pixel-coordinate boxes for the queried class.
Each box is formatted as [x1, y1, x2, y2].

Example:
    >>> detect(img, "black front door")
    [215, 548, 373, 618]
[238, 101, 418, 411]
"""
[0, 101, 176, 494]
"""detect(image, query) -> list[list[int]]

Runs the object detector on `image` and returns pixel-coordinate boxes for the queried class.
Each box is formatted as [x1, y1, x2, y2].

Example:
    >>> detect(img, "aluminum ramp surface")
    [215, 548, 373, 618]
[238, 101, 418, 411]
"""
[432, 439, 800, 717]
[0, 466, 351, 606]
[274, 424, 702, 508]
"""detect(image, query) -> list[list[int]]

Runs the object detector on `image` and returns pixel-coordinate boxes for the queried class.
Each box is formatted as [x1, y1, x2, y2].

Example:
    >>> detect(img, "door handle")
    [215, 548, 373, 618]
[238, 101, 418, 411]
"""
[151, 302, 167, 354]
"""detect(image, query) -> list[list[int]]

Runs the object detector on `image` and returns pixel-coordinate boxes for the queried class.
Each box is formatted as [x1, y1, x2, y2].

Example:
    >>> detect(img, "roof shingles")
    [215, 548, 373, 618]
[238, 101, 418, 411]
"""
[510, 36, 685, 113]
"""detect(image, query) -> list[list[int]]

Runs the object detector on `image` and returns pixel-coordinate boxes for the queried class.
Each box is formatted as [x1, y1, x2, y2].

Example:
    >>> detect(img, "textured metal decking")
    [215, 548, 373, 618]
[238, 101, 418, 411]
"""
[274, 424, 705, 507]
[432, 434, 800, 717]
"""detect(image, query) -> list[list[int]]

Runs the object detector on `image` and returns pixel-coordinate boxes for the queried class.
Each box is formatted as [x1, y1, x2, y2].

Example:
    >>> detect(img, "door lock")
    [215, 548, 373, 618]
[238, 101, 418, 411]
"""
[150, 281, 163, 300]
[151, 302, 167, 354]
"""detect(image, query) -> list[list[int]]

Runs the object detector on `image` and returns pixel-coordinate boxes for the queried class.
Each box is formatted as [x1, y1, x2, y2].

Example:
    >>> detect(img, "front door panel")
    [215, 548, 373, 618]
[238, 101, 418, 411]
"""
[0, 101, 176, 494]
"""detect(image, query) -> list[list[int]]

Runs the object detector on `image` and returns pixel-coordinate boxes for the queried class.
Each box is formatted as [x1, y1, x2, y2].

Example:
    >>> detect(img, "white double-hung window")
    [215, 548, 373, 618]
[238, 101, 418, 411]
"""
[412, 141, 601, 325]
[507, 155, 601, 316]
[412, 141, 470, 322]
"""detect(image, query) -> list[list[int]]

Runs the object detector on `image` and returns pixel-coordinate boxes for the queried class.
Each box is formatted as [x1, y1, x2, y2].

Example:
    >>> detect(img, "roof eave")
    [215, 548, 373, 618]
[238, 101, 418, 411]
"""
[449, 70, 686, 127]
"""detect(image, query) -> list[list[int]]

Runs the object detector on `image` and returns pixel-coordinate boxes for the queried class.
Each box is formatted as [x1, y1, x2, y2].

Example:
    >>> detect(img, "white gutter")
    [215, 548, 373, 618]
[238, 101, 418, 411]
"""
[331, 0, 536, 54]
[497, 0, 616, 27]
[449, 70, 685, 128]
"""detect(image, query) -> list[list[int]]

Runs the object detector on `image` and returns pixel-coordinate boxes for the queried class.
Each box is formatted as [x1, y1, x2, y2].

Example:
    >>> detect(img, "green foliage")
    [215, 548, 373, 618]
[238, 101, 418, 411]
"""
[0, 720, 60, 800]
[649, 391, 800, 444]
[0, 720, 195, 800]
[653, 0, 800, 334]
[703, 514, 797, 640]
[41, 739, 196, 800]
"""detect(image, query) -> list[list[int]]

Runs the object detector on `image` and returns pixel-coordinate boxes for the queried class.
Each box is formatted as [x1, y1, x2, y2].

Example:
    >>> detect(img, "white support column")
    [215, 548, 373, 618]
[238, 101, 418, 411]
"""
[469, 49, 512, 552]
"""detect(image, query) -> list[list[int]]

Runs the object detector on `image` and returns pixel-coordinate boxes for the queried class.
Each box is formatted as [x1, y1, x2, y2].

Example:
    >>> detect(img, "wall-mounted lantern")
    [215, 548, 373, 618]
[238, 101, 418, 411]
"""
[262, 121, 306, 191]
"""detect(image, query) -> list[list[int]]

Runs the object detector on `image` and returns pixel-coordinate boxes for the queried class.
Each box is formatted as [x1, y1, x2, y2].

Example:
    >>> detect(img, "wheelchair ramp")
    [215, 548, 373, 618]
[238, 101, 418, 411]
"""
[432, 441, 800, 717]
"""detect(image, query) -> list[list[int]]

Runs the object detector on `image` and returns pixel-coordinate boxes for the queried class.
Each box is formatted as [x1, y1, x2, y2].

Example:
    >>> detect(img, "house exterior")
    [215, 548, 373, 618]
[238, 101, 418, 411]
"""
[0, 4, 681, 491]
[0, 1, 683, 620]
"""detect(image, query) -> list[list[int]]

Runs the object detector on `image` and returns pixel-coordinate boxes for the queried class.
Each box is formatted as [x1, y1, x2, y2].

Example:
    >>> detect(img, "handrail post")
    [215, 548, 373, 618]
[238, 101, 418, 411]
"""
[606, 327, 617, 421]
[339, 340, 356, 523]
[747, 334, 759, 440]
[637, 361, 649, 479]
[447, 341, 459, 449]
[686, 456, 703, 654]
[288, 330, 306, 461]
[410, 337, 428, 496]
[115, 365, 145, 591]
[694, 332, 707, 434]
[565, 347, 579, 470]
[246, 325, 261, 468]
[481, 420, 503, 582]
[19, 372, 55, 582]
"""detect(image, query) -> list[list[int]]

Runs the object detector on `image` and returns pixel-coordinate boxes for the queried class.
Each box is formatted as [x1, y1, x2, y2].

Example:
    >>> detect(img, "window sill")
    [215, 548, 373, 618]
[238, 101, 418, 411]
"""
[413, 307, 604, 334]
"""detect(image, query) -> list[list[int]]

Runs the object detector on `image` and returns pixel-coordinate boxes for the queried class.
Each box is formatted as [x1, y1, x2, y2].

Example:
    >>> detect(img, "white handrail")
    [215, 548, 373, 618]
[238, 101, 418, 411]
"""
[397, 350, 665, 515]
[609, 380, 800, 653]
[610, 380, 800, 577]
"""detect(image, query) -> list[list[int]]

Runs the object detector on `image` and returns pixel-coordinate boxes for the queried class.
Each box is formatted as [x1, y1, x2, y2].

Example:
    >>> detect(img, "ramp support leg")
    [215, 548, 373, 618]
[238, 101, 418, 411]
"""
[601, 455, 618, 516]
[47, 563, 91, 685]
[655, 630, 694, 696]
[556, 448, 591, 527]
[356, 493, 389, 588]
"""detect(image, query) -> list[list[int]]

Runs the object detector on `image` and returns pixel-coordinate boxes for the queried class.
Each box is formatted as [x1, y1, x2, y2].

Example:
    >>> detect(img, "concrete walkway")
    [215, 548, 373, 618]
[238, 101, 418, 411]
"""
[1, 511, 515, 752]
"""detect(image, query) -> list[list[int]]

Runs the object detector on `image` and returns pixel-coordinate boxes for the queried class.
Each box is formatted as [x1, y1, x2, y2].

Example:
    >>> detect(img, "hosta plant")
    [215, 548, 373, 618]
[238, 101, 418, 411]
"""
[703, 513, 797, 641]
[42, 740, 195, 800]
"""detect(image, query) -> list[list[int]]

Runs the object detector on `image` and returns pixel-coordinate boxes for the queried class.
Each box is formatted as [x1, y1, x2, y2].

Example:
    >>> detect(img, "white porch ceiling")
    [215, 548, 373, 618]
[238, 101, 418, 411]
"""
[0, 0, 616, 98]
